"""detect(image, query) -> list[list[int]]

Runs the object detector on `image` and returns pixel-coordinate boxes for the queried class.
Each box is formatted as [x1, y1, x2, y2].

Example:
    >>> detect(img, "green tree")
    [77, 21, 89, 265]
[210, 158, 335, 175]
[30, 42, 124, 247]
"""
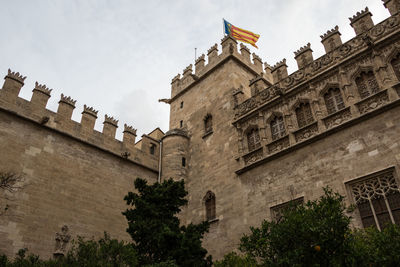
[122, 178, 212, 266]
[0, 233, 139, 267]
[239, 188, 355, 266]
[214, 252, 258, 267]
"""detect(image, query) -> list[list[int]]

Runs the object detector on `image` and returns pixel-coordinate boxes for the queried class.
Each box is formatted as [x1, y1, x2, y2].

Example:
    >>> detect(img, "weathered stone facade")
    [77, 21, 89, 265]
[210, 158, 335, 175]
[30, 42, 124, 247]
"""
[164, 0, 400, 258]
[2, 0, 400, 261]
[0, 72, 161, 258]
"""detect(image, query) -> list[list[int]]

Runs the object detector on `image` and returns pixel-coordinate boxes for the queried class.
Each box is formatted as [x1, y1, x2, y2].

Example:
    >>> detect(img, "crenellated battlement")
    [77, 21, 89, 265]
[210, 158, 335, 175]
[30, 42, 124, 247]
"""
[82, 104, 98, 117]
[271, 58, 287, 71]
[5, 68, 26, 84]
[294, 43, 312, 57]
[232, 3, 400, 120]
[104, 114, 118, 126]
[0, 70, 162, 172]
[320, 26, 340, 41]
[170, 1, 400, 106]
[349, 7, 371, 24]
[170, 36, 272, 100]
[34, 82, 52, 96]
[59, 93, 77, 107]
[124, 123, 137, 136]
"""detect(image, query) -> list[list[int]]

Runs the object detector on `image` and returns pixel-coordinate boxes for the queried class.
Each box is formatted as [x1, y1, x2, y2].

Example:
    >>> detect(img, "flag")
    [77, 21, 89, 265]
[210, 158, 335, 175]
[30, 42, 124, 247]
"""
[224, 19, 260, 48]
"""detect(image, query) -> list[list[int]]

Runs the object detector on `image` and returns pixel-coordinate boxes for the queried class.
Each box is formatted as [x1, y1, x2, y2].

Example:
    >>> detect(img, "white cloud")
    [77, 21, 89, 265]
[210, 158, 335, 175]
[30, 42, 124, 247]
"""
[0, 0, 392, 139]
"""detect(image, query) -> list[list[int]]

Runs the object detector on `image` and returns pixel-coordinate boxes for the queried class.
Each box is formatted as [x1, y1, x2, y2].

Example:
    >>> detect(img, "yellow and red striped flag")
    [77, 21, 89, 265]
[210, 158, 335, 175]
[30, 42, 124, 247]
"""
[224, 19, 260, 48]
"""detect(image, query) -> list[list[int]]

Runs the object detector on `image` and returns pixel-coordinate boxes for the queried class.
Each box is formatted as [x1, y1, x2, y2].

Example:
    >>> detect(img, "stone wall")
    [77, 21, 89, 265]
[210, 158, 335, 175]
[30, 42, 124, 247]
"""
[0, 75, 159, 259]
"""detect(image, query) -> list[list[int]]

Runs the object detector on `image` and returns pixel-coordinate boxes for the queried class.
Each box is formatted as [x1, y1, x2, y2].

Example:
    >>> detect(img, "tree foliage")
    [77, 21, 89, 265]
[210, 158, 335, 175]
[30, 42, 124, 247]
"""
[225, 187, 400, 267]
[0, 233, 139, 266]
[122, 178, 211, 266]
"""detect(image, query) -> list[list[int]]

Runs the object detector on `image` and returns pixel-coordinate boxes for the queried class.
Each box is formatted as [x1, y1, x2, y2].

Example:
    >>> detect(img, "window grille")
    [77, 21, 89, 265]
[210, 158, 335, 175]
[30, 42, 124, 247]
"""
[350, 169, 400, 230]
[247, 128, 261, 151]
[270, 116, 286, 141]
[324, 88, 345, 114]
[355, 71, 379, 99]
[295, 103, 314, 128]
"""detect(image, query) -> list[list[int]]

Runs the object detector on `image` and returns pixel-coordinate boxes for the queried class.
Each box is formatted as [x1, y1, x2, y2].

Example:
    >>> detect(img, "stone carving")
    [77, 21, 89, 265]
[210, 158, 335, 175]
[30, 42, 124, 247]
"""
[351, 169, 399, 204]
[236, 98, 257, 117]
[243, 147, 263, 165]
[356, 90, 389, 114]
[323, 107, 352, 129]
[294, 122, 319, 142]
[267, 136, 290, 154]
[54, 225, 71, 257]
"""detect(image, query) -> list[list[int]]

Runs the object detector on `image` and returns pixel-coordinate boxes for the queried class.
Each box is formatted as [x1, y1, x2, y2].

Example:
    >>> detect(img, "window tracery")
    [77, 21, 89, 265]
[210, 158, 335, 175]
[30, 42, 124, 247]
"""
[295, 102, 314, 128]
[270, 116, 286, 141]
[270, 197, 304, 222]
[355, 71, 379, 99]
[247, 128, 261, 151]
[350, 169, 400, 230]
[324, 88, 345, 114]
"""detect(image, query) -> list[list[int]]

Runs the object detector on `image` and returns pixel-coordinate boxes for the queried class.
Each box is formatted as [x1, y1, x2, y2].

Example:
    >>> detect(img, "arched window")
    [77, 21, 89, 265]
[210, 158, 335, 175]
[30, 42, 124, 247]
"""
[391, 54, 400, 81]
[355, 71, 379, 99]
[350, 168, 400, 230]
[324, 88, 345, 114]
[295, 102, 314, 128]
[247, 128, 261, 151]
[204, 114, 213, 134]
[270, 116, 286, 141]
[204, 191, 216, 221]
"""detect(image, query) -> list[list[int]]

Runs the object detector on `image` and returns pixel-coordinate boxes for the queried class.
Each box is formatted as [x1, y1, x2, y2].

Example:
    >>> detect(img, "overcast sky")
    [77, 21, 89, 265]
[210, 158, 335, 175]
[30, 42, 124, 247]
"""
[0, 0, 390, 140]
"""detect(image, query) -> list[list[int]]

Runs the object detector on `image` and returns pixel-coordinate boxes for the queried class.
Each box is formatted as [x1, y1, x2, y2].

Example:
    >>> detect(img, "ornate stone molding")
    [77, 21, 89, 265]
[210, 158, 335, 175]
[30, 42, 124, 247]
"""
[267, 135, 290, 154]
[323, 107, 352, 129]
[293, 121, 319, 142]
[355, 89, 389, 114]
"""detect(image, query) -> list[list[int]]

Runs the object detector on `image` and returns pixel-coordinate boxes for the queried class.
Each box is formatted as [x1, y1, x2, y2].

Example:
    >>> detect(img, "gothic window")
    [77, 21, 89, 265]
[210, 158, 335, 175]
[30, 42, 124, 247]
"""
[180, 120, 183, 128]
[355, 71, 379, 99]
[204, 191, 216, 221]
[295, 102, 314, 128]
[324, 88, 345, 114]
[270, 197, 304, 222]
[391, 54, 400, 81]
[350, 168, 400, 230]
[270, 116, 286, 141]
[247, 128, 261, 151]
[204, 114, 213, 134]
[149, 143, 156, 155]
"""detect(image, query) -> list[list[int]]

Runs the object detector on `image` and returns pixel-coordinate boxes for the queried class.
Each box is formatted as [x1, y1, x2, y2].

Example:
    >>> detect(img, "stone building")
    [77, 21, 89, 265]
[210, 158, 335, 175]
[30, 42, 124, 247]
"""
[1, 0, 400, 260]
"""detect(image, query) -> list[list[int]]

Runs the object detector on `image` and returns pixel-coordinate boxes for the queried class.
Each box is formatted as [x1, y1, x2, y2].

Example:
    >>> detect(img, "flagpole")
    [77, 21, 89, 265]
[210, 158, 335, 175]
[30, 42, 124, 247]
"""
[222, 18, 225, 36]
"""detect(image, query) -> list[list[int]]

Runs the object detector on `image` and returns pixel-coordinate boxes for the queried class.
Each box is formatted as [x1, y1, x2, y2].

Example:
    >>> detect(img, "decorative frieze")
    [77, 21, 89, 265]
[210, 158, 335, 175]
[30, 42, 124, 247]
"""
[267, 135, 290, 154]
[356, 89, 389, 114]
[243, 146, 263, 165]
[323, 107, 352, 129]
[294, 122, 319, 142]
